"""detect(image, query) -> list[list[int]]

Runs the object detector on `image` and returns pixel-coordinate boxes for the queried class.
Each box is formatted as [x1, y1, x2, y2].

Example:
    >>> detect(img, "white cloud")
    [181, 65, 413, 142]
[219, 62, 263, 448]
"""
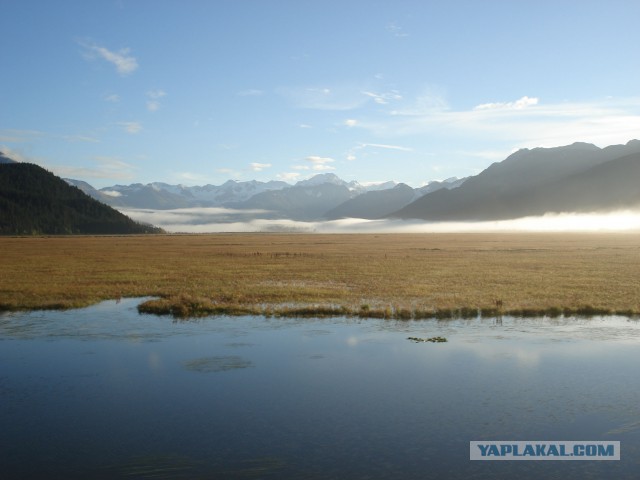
[104, 93, 120, 103]
[305, 156, 336, 170]
[101, 190, 122, 197]
[474, 96, 539, 110]
[81, 42, 138, 76]
[386, 22, 409, 38]
[293, 165, 310, 170]
[117, 121, 142, 134]
[360, 95, 640, 150]
[345, 142, 413, 162]
[250, 162, 272, 171]
[312, 164, 335, 171]
[147, 90, 166, 99]
[299, 124, 312, 129]
[146, 89, 166, 112]
[362, 90, 403, 105]
[177, 171, 208, 183]
[344, 119, 358, 127]
[362, 143, 413, 152]
[277, 172, 301, 181]
[0, 146, 32, 162]
[305, 155, 334, 165]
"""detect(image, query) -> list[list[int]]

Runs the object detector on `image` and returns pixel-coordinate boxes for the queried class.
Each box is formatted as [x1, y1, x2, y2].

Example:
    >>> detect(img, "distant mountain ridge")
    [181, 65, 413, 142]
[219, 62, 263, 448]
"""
[55, 139, 640, 226]
[68, 172, 466, 221]
[392, 140, 640, 221]
[0, 152, 17, 164]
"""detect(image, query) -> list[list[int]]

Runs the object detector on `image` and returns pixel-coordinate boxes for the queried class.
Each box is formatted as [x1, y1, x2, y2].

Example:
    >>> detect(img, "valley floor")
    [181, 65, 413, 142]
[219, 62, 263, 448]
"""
[2, 233, 640, 318]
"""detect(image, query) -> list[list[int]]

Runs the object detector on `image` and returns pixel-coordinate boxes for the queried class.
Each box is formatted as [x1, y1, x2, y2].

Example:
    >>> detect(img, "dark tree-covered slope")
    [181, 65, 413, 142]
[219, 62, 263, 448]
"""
[0, 161, 163, 235]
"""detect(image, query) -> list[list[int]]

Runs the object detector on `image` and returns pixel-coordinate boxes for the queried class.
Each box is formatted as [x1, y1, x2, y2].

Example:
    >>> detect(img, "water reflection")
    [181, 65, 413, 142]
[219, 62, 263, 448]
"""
[1, 299, 640, 479]
[183, 356, 254, 373]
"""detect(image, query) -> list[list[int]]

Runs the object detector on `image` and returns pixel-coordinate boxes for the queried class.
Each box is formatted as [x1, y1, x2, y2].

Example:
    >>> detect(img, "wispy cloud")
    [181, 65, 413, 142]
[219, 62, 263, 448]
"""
[1, 129, 98, 144]
[117, 121, 142, 134]
[0, 146, 37, 163]
[361, 143, 413, 152]
[279, 85, 369, 111]
[146, 89, 166, 112]
[177, 171, 208, 183]
[386, 21, 409, 38]
[280, 83, 403, 111]
[359, 95, 640, 150]
[277, 172, 301, 182]
[62, 134, 100, 143]
[304, 156, 335, 171]
[474, 96, 539, 110]
[361, 90, 403, 105]
[216, 167, 244, 179]
[237, 89, 263, 97]
[0, 129, 45, 143]
[104, 93, 120, 103]
[250, 162, 272, 172]
[346, 142, 413, 161]
[80, 41, 138, 76]
[305, 155, 334, 165]
[52, 156, 136, 181]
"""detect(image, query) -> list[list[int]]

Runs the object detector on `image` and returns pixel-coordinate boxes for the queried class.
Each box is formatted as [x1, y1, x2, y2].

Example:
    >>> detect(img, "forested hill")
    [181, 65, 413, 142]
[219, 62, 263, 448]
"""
[0, 161, 163, 235]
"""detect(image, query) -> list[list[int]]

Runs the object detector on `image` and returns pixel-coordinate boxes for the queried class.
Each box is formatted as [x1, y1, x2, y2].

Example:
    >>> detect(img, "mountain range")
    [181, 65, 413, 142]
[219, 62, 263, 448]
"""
[67, 139, 640, 224]
[66, 173, 465, 221]
[393, 139, 640, 221]
[4, 139, 640, 233]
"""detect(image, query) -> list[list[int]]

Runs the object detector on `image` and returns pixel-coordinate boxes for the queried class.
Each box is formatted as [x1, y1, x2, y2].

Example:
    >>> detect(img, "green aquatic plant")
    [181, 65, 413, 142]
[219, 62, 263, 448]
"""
[407, 336, 448, 343]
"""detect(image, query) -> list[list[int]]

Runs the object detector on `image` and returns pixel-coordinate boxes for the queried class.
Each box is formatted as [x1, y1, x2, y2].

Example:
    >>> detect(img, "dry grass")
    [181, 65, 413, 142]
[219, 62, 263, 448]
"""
[2, 232, 640, 318]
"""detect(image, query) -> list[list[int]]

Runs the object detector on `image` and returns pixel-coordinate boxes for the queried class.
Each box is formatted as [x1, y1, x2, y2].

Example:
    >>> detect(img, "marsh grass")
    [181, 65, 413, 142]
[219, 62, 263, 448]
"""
[2, 233, 640, 318]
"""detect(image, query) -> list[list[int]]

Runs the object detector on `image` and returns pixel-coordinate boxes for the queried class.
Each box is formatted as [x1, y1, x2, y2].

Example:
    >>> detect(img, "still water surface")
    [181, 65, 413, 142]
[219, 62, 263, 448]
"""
[1, 298, 640, 479]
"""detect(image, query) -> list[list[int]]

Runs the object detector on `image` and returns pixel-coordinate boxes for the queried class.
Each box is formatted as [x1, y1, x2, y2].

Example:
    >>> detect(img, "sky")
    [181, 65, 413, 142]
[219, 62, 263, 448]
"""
[3, 0, 640, 189]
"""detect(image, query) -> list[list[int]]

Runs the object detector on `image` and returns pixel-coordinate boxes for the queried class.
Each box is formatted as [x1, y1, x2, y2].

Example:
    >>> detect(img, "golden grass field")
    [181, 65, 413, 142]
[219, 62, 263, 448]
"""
[2, 232, 640, 318]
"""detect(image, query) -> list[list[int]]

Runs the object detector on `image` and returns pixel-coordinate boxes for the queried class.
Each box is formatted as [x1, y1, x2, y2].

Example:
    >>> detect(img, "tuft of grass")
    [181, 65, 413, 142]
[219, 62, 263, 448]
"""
[137, 295, 261, 318]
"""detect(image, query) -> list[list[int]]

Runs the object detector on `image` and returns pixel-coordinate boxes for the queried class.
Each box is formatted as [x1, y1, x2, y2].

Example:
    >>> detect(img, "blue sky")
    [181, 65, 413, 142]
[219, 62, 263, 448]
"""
[3, 0, 640, 188]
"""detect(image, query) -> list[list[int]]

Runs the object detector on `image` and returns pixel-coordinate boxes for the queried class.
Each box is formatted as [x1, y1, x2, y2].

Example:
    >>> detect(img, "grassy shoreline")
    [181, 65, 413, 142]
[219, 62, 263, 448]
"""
[2, 232, 640, 318]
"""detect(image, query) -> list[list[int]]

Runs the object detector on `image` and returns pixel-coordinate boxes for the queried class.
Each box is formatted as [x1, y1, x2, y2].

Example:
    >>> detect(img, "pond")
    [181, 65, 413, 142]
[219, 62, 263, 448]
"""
[1, 298, 639, 479]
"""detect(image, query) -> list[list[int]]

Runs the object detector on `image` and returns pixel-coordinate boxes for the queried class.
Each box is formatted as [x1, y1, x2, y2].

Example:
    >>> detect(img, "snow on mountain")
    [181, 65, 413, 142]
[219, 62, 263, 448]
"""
[69, 172, 467, 214]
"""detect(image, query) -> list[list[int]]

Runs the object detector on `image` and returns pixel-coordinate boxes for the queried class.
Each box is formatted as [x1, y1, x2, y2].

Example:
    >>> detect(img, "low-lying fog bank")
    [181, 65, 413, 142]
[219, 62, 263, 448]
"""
[121, 207, 640, 234]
